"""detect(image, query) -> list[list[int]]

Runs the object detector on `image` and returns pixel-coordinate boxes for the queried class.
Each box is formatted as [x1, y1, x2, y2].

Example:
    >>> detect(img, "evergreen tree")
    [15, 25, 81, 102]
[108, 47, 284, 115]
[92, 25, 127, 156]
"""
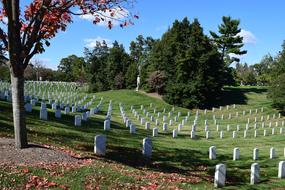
[148, 17, 226, 108]
[127, 35, 157, 89]
[84, 41, 110, 91]
[210, 16, 247, 65]
[106, 41, 130, 89]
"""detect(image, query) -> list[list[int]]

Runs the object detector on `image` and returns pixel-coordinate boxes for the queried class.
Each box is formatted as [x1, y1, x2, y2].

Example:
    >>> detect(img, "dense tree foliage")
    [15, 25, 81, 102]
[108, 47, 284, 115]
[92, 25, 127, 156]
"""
[269, 73, 285, 113]
[268, 41, 285, 113]
[143, 18, 227, 108]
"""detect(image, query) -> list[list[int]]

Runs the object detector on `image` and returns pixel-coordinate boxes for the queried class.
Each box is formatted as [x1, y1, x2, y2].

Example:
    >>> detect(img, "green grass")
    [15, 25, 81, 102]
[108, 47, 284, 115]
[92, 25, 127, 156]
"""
[1, 86, 285, 189]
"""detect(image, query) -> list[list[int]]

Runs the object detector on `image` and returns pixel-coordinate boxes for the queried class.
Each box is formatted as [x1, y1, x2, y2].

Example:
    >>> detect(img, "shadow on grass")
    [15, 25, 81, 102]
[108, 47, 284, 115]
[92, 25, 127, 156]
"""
[204, 87, 268, 109]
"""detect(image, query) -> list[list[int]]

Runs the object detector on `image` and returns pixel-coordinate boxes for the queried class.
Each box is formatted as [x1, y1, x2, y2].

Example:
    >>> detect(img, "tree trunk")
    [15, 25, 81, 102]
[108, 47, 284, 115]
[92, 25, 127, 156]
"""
[11, 72, 28, 149]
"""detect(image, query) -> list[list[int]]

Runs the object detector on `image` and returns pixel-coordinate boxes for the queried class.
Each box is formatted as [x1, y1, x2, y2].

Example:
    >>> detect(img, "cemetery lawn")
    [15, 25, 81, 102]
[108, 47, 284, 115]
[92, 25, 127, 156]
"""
[1, 86, 285, 189]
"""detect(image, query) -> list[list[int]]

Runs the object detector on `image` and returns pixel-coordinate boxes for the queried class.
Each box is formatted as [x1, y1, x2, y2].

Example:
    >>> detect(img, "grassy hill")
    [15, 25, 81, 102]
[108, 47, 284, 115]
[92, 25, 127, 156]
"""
[1, 86, 285, 189]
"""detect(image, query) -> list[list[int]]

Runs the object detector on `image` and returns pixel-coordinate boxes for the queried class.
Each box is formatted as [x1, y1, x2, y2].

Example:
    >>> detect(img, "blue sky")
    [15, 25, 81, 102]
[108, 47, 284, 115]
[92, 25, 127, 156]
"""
[34, 0, 285, 69]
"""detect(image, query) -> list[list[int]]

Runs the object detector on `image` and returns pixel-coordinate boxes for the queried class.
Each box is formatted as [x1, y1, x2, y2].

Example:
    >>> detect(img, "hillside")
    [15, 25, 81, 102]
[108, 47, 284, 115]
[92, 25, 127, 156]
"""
[1, 86, 285, 189]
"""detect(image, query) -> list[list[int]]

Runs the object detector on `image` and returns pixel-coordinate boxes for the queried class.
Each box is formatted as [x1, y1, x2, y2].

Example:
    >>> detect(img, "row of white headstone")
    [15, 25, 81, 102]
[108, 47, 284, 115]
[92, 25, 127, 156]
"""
[209, 146, 282, 161]
[214, 161, 285, 187]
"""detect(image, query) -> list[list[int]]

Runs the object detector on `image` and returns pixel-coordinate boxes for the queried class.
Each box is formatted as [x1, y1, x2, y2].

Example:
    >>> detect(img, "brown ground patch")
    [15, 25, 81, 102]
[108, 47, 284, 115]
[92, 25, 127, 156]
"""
[0, 137, 80, 166]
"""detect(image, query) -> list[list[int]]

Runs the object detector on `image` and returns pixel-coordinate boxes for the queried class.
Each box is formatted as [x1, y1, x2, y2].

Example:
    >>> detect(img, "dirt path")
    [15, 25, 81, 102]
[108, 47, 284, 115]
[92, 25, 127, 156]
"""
[0, 137, 79, 166]
[139, 90, 163, 100]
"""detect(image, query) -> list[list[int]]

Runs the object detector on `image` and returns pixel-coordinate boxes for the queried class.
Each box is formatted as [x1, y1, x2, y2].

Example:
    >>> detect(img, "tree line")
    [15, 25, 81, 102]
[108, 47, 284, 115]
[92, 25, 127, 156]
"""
[1, 16, 284, 112]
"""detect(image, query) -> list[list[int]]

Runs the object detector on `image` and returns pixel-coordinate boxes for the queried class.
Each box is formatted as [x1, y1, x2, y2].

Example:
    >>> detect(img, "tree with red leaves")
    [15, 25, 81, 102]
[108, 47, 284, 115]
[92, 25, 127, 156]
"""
[0, 0, 138, 149]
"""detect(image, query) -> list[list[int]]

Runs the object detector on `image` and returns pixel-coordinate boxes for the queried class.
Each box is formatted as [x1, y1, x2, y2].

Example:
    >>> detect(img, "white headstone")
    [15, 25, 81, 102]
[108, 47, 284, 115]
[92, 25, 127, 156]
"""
[214, 164, 226, 188]
[270, 147, 276, 159]
[145, 122, 150, 130]
[75, 115, 81, 127]
[140, 118, 145, 125]
[142, 137, 152, 158]
[178, 124, 183, 132]
[94, 135, 106, 156]
[233, 148, 240, 160]
[130, 124, 136, 134]
[278, 161, 285, 179]
[220, 131, 224, 139]
[64, 106, 70, 114]
[173, 129, 177, 138]
[232, 131, 237, 139]
[104, 120, 110, 131]
[40, 108, 47, 120]
[264, 129, 267, 136]
[153, 127, 158, 137]
[191, 130, 195, 139]
[163, 123, 168, 131]
[250, 163, 260, 184]
[209, 146, 216, 160]
[254, 130, 258, 138]
[244, 130, 247, 138]
[253, 148, 259, 160]
[206, 131, 210, 139]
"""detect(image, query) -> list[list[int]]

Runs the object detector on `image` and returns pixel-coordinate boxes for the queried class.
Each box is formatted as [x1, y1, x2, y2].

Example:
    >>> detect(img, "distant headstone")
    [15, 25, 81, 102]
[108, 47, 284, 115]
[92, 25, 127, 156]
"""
[153, 127, 158, 137]
[82, 112, 87, 121]
[232, 131, 237, 139]
[140, 118, 145, 125]
[191, 130, 195, 139]
[173, 129, 177, 138]
[72, 106, 76, 113]
[64, 106, 70, 114]
[220, 131, 224, 139]
[264, 129, 267, 136]
[155, 119, 160, 126]
[163, 123, 168, 131]
[253, 148, 259, 160]
[130, 124, 136, 134]
[209, 146, 216, 160]
[233, 148, 240, 160]
[104, 120, 110, 131]
[206, 131, 210, 139]
[254, 130, 258, 138]
[40, 108, 47, 120]
[145, 122, 150, 130]
[169, 119, 173, 126]
[270, 147, 276, 159]
[75, 115, 81, 127]
[244, 130, 247, 138]
[178, 124, 183, 132]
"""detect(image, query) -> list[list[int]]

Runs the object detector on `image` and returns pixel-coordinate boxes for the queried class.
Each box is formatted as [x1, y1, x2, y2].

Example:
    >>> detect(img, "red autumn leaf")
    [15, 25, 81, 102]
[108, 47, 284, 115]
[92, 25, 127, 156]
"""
[22, 168, 30, 173]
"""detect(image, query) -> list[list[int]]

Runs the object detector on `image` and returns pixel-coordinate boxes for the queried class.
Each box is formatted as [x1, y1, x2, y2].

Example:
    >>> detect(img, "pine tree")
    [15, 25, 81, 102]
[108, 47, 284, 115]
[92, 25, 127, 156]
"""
[210, 16, 247, 65]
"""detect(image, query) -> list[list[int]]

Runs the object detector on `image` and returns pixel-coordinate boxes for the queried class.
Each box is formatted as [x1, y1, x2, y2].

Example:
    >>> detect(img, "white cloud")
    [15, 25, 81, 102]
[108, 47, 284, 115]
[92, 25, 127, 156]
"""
[239, 29, 257, 44]
[79, 7, 129, 27]
[84, 37, 113, 48]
